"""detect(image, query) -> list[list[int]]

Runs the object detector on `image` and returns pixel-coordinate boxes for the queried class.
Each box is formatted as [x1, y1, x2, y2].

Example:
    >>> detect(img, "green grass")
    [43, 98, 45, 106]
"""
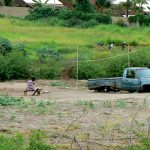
[0, 18, 150, 49]
[0, 17, 150, 79]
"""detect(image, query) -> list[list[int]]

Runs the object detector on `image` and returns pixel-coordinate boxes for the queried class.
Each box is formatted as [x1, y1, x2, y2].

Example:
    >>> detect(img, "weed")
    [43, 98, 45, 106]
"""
[77, 100, 96, 109]
[50, 81, 67, 87]
[115, 100, 127, 108]
[0, 131, 55, 150]
[30, 100, 57, 115]
[103, 100, 113, 108]
[66, 124, 81, 131]
[0, 96, 24, 106]
[9, 111, 16, 121]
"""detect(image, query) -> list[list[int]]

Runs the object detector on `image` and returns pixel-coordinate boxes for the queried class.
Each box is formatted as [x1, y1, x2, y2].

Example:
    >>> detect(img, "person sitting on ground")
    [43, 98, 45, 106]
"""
[24, 77, 41, 96]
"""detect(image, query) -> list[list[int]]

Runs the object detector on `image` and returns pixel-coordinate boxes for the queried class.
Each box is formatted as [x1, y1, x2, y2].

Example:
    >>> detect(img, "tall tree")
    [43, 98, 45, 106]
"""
[136, 0, 148, 12]
[96, 0, 112, 12]
[75, 0, 95, 12]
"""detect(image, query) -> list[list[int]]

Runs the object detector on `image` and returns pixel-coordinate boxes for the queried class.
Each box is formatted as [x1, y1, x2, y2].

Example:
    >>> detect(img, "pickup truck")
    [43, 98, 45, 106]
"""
[88, 67, 150, 92]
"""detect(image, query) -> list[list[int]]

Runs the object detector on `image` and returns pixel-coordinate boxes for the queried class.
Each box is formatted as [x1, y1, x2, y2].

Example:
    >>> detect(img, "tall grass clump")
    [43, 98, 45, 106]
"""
[0, 131, 55, 150]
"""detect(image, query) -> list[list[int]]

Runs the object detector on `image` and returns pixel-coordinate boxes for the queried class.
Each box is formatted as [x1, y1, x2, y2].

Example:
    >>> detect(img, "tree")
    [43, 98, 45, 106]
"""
[96, 0, 112, 12]
[75, 0, 95, 13]
[136, 0, 148, 12]
[130, 0, 149, 12]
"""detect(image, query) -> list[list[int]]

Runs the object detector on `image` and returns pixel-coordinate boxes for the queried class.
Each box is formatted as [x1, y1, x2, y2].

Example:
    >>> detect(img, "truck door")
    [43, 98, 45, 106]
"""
[122, 70, 141, 91]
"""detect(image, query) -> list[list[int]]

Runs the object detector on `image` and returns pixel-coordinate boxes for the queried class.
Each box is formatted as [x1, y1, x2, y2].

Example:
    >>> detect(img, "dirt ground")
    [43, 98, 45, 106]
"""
[0, 80, 150, 149]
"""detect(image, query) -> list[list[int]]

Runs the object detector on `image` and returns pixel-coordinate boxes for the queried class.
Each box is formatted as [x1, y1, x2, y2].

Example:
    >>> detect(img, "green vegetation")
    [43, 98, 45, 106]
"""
[0, 17, 150, 79]
[0, 131, 55, 150]
[129, 14, 150, 26]
[0, 96, 24, 106]
[77, 99, 96, 109]
[25, 5, 111, 28]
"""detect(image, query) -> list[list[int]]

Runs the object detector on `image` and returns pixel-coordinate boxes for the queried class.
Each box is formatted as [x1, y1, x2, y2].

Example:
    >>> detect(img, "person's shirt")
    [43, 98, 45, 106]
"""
[26, 80, 35, 91]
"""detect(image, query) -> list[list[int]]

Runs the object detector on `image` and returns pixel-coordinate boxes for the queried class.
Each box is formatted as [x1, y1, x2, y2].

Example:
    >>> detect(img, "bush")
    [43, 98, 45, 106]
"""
[128, 14, 150, 26]
[0, 51, 30, 80]
[26, 6, 112, 27]
[78, 19, 99, 28]
[25, 5, 59, 20]
[75, 0, 95, 13]
[13, 43, 28, 57]
[0, 38, 12, 55]
[0, 131, 55, 150]
[4, 0, 12, 6]
[0, 14, 5, 18]
[0, 96, 24, 106]
[72, 62, 106, 79]
[116, 19, 128, 27]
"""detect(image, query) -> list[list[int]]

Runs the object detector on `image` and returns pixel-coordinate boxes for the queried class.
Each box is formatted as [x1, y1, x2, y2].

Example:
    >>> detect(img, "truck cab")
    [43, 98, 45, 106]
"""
[121, 67, 150, 92]
[88, 67, 150, 92]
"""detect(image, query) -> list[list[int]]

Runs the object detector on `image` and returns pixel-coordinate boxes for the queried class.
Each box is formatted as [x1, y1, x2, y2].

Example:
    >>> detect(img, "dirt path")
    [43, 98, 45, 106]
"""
[0, 80, 149, 102]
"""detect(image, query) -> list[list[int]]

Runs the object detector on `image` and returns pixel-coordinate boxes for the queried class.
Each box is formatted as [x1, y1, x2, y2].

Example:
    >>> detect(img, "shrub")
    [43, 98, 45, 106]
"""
[32, 59, 62, 79]
[58, 9, 73, 20]
[26, 6, 112, 27]
[13, 43, 28, 57]
[6, 51, 30, 79]
[36, 47, 60, 63]
[75, 0, 95, 13]
[26, 5, 59, 20]
[78, 19, 99, 28]
[128, 14, 150, 26]
[0, 131, 55, 150]
[0, 51, 30, 80]
[116, 19, 128, 27]
[0, 96, 24, 106]
[95, 14, 112, 24]
[72, 62, 106, 79]
[0, 38, 12, 55]
[0, 14, 5, 18]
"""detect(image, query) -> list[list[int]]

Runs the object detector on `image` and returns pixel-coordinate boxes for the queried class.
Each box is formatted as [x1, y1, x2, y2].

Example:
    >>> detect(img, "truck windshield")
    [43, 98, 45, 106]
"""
[136, 69, 150, 78]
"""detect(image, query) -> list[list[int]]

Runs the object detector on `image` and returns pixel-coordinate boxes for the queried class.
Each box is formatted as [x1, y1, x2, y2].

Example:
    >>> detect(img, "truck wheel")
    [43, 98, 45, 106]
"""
[129, 90, 134, 93]
[104, 87, 110, 92]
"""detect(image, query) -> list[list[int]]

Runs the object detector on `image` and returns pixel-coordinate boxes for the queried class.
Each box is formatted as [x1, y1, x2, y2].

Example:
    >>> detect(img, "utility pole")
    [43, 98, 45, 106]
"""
[126, 0, 129, 18]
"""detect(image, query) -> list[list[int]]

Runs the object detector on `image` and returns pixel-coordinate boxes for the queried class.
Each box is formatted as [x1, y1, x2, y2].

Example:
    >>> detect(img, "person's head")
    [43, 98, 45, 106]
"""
[31, 77, 35, 81]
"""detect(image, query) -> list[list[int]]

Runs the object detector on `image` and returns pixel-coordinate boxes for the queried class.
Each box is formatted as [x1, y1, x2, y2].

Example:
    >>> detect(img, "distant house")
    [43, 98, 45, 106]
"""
[12, 0, 63, 7]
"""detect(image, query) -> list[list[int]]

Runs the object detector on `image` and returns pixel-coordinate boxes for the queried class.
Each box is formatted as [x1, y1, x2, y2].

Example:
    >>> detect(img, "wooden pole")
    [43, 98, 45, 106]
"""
[76, 45, 79, 89]
[128, 43, 130, 68]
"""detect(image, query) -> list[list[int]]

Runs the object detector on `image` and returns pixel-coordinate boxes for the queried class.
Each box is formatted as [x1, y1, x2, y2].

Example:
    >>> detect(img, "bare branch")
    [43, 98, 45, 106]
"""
[55, 112, 87, 144]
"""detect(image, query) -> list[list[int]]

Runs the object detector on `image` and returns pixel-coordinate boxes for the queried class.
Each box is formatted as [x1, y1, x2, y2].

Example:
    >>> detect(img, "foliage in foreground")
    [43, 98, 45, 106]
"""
[0, 130, 150, 150]
[0, 96, 24, 106]
[0, 131, 55, 150]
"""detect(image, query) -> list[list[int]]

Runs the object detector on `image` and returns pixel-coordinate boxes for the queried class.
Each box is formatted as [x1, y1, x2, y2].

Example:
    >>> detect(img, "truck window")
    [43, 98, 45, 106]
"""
[126, 70, 136, 79]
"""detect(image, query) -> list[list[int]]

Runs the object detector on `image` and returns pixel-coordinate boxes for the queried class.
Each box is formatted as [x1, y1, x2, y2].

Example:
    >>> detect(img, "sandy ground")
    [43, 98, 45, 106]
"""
[0, 80, 149, 102]
[0, 80, 150, 149]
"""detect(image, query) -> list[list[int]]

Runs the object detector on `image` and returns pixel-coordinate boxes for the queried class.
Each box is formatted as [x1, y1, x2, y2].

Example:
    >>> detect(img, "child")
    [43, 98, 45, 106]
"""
[24, 77, 41, 96]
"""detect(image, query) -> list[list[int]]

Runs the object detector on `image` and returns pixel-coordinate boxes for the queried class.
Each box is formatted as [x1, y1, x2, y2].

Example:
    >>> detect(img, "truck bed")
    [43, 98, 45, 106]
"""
[88, 77, 122, 91]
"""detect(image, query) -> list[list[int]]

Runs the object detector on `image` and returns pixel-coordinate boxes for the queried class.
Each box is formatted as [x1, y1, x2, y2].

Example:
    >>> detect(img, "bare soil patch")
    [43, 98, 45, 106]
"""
[0, 80, 150, 149]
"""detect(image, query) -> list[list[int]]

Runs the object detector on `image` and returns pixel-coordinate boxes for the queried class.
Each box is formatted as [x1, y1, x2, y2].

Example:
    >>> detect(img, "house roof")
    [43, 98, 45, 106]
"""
[24, 0, 63, 5]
